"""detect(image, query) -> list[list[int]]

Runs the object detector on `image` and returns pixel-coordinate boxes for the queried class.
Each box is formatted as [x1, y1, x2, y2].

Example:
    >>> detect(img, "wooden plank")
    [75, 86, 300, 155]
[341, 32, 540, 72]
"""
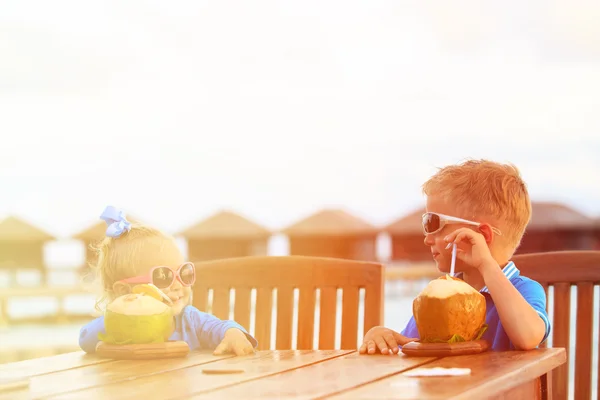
[329, 348, 566, 400]
[233, 287, 251, 331]
[0, 351, 114, 381]
[296, 287, 315, 350]
[275, 287, 294, 350]
[5, 352, 233, 399]
[340, 286, 359, 350]
[50, 350, 352, 400]
[551, 283, 570, 400]
[254, 288, 273, 350]
[0, 383, 30, 400]
[574, 282, 594, 400]
[189, 352, 436, 399]
[212, 287, 230, 321]
[318, 287, 337, 350]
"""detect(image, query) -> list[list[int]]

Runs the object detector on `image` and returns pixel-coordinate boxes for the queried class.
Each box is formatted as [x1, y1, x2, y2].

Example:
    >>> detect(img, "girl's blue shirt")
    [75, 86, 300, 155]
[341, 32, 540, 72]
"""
[78, 305, 257, 353]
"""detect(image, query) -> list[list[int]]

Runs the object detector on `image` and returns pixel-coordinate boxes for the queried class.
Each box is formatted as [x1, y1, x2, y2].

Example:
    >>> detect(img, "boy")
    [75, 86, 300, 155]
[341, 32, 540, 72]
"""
[360, 159, 550, 354]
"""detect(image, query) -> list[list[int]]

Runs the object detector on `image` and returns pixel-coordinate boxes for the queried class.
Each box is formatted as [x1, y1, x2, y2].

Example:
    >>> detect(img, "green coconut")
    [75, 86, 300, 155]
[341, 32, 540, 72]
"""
[98, 293, 174, 345]
[413, 274, 487, 343]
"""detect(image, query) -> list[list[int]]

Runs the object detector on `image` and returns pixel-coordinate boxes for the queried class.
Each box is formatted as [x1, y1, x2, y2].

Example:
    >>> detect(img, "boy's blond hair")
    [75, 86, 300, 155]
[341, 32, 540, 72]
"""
[422, 159, 531, 255]
[88, 222, 174, 312]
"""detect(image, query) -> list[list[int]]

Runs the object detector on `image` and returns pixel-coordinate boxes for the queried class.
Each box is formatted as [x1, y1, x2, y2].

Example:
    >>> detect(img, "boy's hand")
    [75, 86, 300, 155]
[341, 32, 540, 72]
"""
[213, 328, 255, 356]
[444, 228, 496, 270]
[359, 326, 417, 355]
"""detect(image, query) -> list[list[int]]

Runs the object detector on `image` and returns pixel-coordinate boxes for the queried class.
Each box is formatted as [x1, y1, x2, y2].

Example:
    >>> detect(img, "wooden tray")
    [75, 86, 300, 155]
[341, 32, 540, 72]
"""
[96, 341, 190, 360]
[401, 339, 490, 357]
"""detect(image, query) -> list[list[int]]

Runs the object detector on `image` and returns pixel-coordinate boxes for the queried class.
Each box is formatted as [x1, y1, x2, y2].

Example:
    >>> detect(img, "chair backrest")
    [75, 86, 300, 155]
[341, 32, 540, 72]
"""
[512, 250, 600, 400]
[192, 255, 384, 351]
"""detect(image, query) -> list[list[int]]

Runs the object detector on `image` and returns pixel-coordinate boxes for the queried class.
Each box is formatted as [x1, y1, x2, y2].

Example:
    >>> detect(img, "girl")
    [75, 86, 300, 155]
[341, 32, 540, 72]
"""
[78, 206, 257, 355]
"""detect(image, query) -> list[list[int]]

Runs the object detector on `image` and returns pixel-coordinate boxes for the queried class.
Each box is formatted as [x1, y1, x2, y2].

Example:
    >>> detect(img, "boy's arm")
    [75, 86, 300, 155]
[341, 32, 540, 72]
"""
[445, 228, 548, 351]
[480, 261, 548, 350]
[189, 308, 258, 349]
[78, 317, 106, 353]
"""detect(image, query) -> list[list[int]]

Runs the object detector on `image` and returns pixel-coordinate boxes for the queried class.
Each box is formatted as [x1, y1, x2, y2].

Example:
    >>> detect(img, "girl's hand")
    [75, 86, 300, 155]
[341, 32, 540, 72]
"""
[444, 228, 496, 270]
[214, 328, 255, 356]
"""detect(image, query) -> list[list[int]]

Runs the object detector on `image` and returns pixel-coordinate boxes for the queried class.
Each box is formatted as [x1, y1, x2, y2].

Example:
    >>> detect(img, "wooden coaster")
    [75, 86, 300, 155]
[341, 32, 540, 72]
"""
[96, 340, 190, 360]
[401, 339, 490, 357]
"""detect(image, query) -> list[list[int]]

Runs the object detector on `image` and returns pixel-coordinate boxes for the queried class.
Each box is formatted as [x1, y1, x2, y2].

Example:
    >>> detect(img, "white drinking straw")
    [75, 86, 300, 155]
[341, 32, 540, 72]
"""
[450, 243, 457, 276]
[148, 284, 173, 305]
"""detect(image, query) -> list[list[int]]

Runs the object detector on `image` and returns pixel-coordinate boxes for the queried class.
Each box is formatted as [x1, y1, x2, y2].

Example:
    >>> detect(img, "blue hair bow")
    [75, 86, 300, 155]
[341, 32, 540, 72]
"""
[100, 206, 132, 237]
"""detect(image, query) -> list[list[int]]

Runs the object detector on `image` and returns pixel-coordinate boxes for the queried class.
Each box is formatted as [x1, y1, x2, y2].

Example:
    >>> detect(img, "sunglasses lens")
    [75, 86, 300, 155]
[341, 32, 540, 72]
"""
[422, 213, 441, 234]
[152, 267, 174, 289]
[179, 263, 195, 285]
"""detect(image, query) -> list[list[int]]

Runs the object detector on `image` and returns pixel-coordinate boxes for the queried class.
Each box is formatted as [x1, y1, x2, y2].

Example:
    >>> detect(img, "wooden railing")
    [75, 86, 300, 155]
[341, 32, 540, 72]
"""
[0, 286, 95, 326]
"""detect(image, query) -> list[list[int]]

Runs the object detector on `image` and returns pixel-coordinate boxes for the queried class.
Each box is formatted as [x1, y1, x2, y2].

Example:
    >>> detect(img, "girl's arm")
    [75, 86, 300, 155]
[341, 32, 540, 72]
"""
[188, 308, 257, 349]
[78, 317, 106, 353]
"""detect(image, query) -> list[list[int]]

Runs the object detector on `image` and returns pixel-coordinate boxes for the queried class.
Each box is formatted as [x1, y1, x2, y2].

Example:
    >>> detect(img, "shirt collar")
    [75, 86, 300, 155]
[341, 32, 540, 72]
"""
[455, 261, 520, 293]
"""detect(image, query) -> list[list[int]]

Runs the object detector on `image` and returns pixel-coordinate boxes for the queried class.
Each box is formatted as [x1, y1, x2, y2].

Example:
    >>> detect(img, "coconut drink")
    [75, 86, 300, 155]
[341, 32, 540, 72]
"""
[413, 274, 487, 343]
[98, 284, 174, 345]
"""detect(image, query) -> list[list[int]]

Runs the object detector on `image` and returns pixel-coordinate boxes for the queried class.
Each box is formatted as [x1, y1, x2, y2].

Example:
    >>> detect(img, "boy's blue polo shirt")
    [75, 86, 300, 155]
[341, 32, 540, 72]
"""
[400, 261, 551, 351]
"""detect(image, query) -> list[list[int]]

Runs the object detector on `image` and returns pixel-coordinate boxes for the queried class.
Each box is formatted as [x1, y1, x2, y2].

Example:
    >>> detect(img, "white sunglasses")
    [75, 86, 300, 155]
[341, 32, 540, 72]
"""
[421, 212, 502, 236]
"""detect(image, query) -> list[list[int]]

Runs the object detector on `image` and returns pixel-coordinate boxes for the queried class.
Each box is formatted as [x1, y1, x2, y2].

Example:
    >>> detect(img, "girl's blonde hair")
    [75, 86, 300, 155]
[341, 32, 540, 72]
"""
[88, 222, 173, 312]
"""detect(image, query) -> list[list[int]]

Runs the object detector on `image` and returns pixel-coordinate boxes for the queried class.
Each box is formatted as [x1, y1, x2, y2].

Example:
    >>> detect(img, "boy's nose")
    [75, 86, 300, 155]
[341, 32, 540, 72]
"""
[423, 233, 435, 246]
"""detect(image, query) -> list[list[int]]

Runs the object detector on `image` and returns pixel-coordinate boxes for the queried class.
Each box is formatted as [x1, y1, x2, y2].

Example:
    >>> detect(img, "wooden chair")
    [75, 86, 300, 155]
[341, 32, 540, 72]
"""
[512, 250, 600, 400]
[192, 255, 384, 351]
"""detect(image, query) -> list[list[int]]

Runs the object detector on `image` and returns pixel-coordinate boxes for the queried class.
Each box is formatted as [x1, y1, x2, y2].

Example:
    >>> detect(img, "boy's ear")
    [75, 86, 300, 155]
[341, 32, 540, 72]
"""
[478, 224, 494, 243]
[112, 281, 132, 297]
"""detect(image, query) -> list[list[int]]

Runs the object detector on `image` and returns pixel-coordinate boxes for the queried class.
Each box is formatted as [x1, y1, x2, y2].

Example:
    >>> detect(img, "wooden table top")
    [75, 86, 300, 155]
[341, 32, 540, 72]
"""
[0, 348, 565, 400]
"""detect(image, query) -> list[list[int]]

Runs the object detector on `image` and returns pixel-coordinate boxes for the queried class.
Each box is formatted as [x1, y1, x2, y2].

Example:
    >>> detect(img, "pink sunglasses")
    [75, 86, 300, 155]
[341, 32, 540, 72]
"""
[119, 262, 196, 289]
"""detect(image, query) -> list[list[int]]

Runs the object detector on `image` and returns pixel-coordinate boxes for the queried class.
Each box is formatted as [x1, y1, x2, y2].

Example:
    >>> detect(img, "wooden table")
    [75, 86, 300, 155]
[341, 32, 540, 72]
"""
[0, 348, 565, 399]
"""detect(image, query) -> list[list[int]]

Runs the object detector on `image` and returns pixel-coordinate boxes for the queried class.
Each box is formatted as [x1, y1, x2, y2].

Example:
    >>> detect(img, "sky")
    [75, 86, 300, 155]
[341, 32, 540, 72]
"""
[1, 0, 599, 253]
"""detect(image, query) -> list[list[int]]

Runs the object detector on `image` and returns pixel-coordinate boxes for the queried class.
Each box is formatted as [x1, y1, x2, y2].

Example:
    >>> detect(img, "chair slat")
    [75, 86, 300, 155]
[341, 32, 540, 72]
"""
[254, 287, 273, 350]
[364, 282, 384, 334]
[192, 285, 209, 313]
[341, 286, 359, 350]
[233, 288, 251, 331]
[212, 287, 230, 321]
[539, 283, 549, 348]
[318, 287, 337, 350]
[574, 283, 594, 400]
[552, 282, 571, 400]
[275, 287, 294, 350]
[297, 287, 316, 350]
